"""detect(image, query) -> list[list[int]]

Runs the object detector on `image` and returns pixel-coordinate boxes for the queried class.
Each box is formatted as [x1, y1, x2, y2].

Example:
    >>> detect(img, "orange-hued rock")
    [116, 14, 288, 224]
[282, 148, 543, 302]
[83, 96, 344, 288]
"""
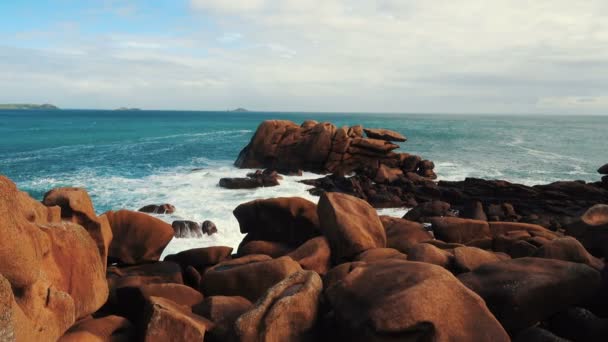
[380, 216, 432, 253]
[489, 221, 559, 240]
[164, 246, 233, 272]
[565, 204, 608, 258]
[354, 248, 408, 262]
[237, 240, 293, 258]
[363, 128, 407, 142]
[107, 262, 184, 291]
[406, 243, 454, 269]
[233, 197, 320, 247]
[0, 177, 110, 340]
[0, 273, 75, 341]
[59, 315, 134, 342]
[453, 246, 509, 273]
[202, 255, 302, 302]
[373, 164, 403, 184]
[430, 217, 492, 244]
[287, 237, 332, 275]
[325, 259, 509, 341]
[42, 187, 113, 271]
[318, 192, 386, 263]
[193, 296, 252, 342]
[40, 222, 109, 319]
[236, 271, 323, 342]
[459, 257, 601, 335]
[143, 296, 213, 342]
[533, 237, 604, 270]
[104, 209, 174, 264]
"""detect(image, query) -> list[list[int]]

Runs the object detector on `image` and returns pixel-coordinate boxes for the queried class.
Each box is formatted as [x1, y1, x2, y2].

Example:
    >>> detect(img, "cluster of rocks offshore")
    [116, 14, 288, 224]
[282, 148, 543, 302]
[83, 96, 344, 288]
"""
[1, 119, 608, 341]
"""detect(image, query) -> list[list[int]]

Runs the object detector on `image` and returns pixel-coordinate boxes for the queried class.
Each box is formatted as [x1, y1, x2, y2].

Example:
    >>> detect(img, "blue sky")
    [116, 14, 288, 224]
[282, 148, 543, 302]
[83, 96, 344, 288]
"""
[1, 0, 607, 114]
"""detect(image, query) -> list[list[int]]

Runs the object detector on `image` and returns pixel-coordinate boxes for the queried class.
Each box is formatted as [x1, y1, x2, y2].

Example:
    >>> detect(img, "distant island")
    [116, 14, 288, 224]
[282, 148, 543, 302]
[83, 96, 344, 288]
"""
[0, 103, 59, 110]
[115, 107, 142, 111]
[230, 107, 249, 112]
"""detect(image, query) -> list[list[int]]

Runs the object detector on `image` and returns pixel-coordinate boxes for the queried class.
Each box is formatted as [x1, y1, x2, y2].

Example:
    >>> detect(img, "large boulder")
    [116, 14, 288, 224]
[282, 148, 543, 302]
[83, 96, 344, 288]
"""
[533, 237, 603, 270]
[171, 220, 203, 238]
[233, 197, 320, 247]
[453, 246, 509, 273]
[458, 257, 601, 335]
[237, 240, 292, 258]
[430, 217, 491, 244]
[164, 246, 233, 273]
[42, 187, 113, 272]
[403, 200, 452, 222]
[287, 237, 332, 275]
[325, 259, 509, 341]
[565, 204, 608, 258]
[318, 192, 386, 262]
[143, 296, 213, 342]
[201, 255, 302, 301]
[380, 216, 432, 253]
[236, 271, 323, 342]
[598, 163, 608, 174]
[406, 243, 454, 269]
[103, 209, 174, 264]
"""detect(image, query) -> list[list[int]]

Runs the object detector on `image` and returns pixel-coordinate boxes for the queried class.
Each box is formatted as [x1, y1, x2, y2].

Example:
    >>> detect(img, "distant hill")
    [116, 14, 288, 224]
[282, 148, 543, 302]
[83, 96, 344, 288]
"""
[0, 103, 59, 110]
[230, 107, 249, 112]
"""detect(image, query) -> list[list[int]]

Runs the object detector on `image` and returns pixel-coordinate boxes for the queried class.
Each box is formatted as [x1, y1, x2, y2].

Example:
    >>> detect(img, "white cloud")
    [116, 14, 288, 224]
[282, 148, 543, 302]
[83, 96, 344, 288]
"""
[1, 0, 607, 113]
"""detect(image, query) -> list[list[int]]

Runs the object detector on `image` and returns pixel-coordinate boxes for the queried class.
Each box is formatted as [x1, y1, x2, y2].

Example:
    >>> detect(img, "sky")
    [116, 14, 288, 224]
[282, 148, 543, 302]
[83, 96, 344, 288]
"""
[0, 0, 607, 114]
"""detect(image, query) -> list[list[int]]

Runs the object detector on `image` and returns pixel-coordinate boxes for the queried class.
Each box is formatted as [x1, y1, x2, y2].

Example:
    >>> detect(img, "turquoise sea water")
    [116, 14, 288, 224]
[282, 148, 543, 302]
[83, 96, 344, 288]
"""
[1, 110, 606, 253]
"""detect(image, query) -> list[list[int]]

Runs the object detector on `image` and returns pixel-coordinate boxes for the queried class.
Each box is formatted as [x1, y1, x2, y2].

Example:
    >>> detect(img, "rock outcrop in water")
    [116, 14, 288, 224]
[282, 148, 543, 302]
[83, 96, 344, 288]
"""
[2, 173, 608, 341]
[235, 120, 436, 179]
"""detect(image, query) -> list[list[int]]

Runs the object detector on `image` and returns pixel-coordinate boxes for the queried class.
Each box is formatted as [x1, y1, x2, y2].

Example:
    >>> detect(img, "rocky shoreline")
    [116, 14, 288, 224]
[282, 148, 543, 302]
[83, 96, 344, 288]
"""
[1, 119, 608, 341]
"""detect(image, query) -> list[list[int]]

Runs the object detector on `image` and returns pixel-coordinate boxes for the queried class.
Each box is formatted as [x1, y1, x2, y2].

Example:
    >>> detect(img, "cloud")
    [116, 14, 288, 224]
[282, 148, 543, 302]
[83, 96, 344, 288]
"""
[1, 0, 607, 113]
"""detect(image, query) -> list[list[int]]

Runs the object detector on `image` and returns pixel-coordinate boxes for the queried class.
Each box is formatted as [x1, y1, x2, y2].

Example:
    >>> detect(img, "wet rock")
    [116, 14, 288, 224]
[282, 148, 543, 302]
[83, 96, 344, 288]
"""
[236, 271, 323, 342]
[234, 197, 320, 247]
[202, 220, 218, 235]
[325, 259, 509, 341]
[104, 209, 174, 264]
[143, 296, 213, 342]
[598, 163, 608, 174]
[201, 255, 302, 301]
[220, 169, 281, 189]
[172, 220, 203, 238]
[318, 192, 387, 262]
[138, 203, 176, 214]
[458, 257, 601, 335]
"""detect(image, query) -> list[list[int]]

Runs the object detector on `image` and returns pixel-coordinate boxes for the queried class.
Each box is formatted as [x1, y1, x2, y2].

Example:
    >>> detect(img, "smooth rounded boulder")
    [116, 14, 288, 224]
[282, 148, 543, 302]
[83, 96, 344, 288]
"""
[164, 246, 233, 273]
[143, 296, 213, 342]
[236, 271, 323, 342]
[233, 197, 320, 247]
[458, 257, 601, 335]
[318, 192, 387, 262]
[453, 246, 509, 273]
[104, 209, 174, 264]
[286, 236, 332, 275]
[380, 216, 432, 253]
[193, 296, 253, 342]
[430, 217, 491, 244]
[533, 237, 603, 270]
[201, 255, 302, 301]
[325, 259, 509, 341]
[138, 203, 176, 214]
[565, 204, 608, 258]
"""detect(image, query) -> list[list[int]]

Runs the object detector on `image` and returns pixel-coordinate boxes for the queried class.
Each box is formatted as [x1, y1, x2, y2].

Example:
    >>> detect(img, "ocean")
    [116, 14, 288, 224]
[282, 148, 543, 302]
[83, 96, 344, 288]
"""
[1, 110, 606, 256]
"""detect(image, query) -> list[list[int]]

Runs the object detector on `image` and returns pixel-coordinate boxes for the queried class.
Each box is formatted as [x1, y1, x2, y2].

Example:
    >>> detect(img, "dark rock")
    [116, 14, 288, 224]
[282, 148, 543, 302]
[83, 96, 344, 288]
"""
[164, 246, 233, 273]
[462, 200, 488, 221]
[202, 220, 217, 235]
[598, 163, 608, 174]
[404, 200, 452, 222]
[458, 257, 601, 335]
[138, 203, 176, 214]
[193, 296, 252, 342]
[380, 216, 432, 253]
[172, 220, 203, 238]
[430, 217, 491, 244]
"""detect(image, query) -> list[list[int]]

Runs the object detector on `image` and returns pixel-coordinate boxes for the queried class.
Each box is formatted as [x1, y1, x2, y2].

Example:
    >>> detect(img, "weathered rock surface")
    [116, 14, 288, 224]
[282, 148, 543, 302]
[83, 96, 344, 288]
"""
[236, 271, 323, 342]
[363, 127, 407, 142]
[219, 169, 281, 189]
[194, 296, 253, 342]
[286, 236, 332, 275]
[234, 197, 320, 247]
[458, 257, 601, 335]
[104, 209, 174, 264]
[201, 255, 302, 301]
[58, 315, 134, 342]
[143, 296, 213, 342]
[318, 192, 386, 262]
[380, 216, 432, 253]
[325, 259, 509, 341]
